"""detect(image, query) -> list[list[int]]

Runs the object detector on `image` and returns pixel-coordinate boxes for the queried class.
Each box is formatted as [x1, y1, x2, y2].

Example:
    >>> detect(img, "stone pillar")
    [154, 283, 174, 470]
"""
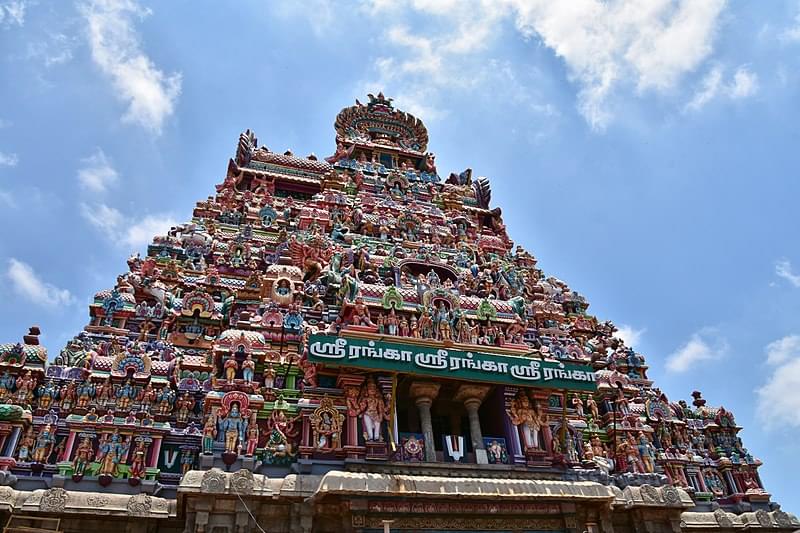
[409, 381, 440, 462]
[454, 384, 491, 464]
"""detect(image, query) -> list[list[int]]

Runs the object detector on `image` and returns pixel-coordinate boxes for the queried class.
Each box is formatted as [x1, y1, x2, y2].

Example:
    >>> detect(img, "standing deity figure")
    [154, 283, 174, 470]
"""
[386, 309, 399, 336]
[116, 380, 136, 411]
[139, 383, 157, 412]
[224, 354, 239, 382]
[95, 377, 113, 407]
[17, 428, 35, 461]
[637, 431, 656, 473]
[359, 380, 387, 442]
[181, 450, 196, 475]
[99, 431, 127, 477]
[76, 379, 95, 408]
[202, 415, 217, 455]
[176, 393, 194, 423]
[435, 302, 452, 341]
[242, 354, 256, 383]
[625, 434, 644, 473]
[571, 395, 585, 417]
[245, 419, 259, 457]
[220, 404, 246, 454]
[262, 363, 276, 389]
[128, 440, 148, 479]
[15, 371, 36, 404]
[506, 393, 545, 450]
[0, 372, 15, 402]
[72, 437, 94, 476]
[32, 424, 55, 463]
[585, 396, 599, 420]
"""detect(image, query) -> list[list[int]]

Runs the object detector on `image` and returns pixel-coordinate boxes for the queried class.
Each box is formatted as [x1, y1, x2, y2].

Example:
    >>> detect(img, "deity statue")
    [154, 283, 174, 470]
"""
[386, 309, 399, 336]
[99, 431, 128, 477]
[224, 354, 239, 382]
[17, 427, 35, 462]
[181, 450, 196, 476]
[571, 395, 585, 417]
[262, 363, 276, 389]
[176, 393, 194, 424]
[72, 437, 94, 476]
[202, 415, 217, 455]
[95, 377, 114, 407]
[245, 419, 259, 457]
[637, 431, 656, 473]
[434, 302, 452, 341]
[219, 403, 247, 454]
[0, 372, 14, 402]
[506, 392, 545, 450]
[585, 396, 599, 420]
[59, 381, 77, 411]
[242, 353, 255, 383]
[116, 380, 137, 411]
[76, 379, 95, 409]
[15, 370, 36, 404]
[263, 396, 300, 465]
[349, 296, 374, 327]
[157, 387, 176, 415]
[139, 383, 157, 412]
[311, 396, 344, 450]
[128, 439, 148, 479]
[32, 425, 55, 463]
[359, 379, 388, 442]
[37, 380, 58, 410]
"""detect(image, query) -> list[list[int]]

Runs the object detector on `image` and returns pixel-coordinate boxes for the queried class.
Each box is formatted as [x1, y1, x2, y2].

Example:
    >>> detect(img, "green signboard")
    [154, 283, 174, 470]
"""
[308, 334, 597, 391]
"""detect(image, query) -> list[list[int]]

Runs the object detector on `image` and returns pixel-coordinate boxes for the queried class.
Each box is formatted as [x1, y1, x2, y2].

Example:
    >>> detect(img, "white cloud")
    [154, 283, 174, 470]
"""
[615, 324, 645, 347]
[505, 0, 727, 129]
[685, 65, 722, 112]
[666, 328, 728, 372]
[80, 201, 176, 249]
[26, 33, 78, 67]
[78, 149, 118, 192]
[124, 214, 178, 248]
[779, 4, 800, 43]
[684, 64, 758, 112]
[361, 0, 727, 130]
[0, 151, 18, 166]
[79, 0, 182, 133]
[765, 335, 800, 365]
[0, 118, 11, 128]
[775, 259, 800, 288]
[729, 66, 759, 99]
[6, 258, 74, 307]
[757, 335, 800, 430]
[0, 1, 26, 28]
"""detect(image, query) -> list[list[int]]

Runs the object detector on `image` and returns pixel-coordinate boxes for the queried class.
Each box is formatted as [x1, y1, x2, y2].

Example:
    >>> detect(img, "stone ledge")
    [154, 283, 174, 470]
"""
[680, 509, 800, 530]
[0, 486, 175, 518]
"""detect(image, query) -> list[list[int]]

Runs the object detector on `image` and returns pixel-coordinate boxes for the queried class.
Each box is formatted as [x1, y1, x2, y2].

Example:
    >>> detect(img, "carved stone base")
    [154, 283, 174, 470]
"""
[365, 441, 389, 460]
[525, 449, 550, 467]
[344, 445, 365, 460]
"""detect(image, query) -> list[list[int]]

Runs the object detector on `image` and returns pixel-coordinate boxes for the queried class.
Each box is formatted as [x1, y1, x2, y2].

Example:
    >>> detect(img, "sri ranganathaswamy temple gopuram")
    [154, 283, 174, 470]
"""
[0, 94, 796, 533]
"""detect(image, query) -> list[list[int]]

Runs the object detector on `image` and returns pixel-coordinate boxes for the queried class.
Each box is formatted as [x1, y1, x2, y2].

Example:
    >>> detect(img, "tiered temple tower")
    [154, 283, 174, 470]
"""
[0, 94, 796, 533]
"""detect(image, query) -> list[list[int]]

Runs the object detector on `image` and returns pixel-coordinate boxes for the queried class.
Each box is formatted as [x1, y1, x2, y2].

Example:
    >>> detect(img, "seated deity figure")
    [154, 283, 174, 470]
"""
[506, 392, 545, 450]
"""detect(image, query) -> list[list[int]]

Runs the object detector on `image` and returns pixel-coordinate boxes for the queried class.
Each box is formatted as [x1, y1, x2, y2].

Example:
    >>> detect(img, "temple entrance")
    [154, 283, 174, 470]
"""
[393, 378, 498, 464]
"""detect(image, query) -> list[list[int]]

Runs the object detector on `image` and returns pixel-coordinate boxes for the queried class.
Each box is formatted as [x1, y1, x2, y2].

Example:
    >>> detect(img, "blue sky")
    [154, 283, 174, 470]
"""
[2, 0, 800, 510]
